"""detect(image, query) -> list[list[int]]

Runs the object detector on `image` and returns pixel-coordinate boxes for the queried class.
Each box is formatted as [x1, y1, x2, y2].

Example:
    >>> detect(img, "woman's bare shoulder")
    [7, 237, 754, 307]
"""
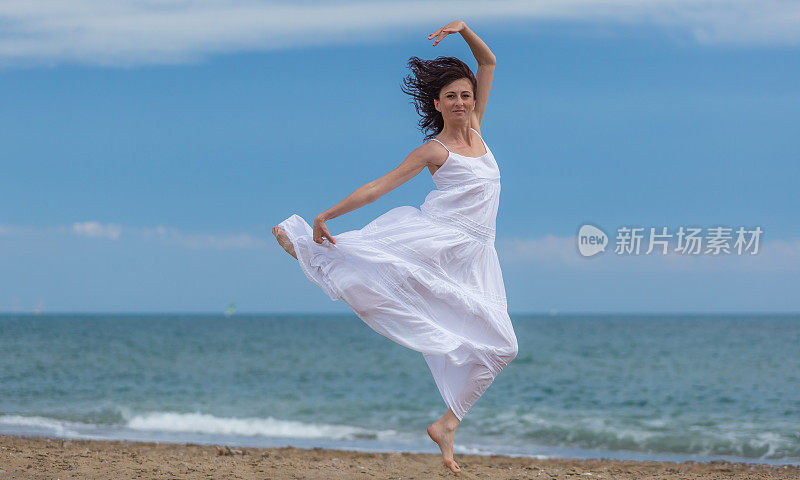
[419, 138, 449, 168]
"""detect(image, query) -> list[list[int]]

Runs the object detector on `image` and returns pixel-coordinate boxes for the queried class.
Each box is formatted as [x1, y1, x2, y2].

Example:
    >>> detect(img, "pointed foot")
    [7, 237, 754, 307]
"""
[427, 422, 461, 473]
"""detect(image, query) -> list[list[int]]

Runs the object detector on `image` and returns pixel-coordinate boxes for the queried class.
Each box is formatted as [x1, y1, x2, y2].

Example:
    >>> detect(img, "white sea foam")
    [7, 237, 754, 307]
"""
[0, 415, 83, 436]
[125, 411, 397, 441]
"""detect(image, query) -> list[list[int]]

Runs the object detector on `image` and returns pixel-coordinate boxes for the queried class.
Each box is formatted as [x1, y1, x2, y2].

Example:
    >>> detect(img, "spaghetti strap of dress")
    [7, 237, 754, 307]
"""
[470, 127, 488, 151]
[431, 138, 450, 153]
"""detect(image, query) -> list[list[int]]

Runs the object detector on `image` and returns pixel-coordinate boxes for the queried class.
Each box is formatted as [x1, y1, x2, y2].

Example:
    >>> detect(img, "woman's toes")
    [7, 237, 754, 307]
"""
[445, 459, 460, 473]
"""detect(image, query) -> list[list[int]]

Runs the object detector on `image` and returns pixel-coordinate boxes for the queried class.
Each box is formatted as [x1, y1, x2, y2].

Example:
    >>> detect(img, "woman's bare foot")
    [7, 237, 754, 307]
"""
[272, 226, 297, 259]
[427, 409, 461, 473]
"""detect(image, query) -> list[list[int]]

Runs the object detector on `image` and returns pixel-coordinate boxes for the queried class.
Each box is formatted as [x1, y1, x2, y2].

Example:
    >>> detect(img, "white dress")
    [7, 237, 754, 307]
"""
[278, 127, 518, 421]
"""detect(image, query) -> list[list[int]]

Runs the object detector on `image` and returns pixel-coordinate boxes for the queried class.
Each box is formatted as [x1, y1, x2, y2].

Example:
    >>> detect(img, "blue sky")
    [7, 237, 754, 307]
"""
[1, 1, 798, 313]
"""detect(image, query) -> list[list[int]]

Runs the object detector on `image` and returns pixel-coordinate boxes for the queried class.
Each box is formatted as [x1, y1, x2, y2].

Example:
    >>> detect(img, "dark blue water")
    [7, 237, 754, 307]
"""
[1, 313, 798, 465]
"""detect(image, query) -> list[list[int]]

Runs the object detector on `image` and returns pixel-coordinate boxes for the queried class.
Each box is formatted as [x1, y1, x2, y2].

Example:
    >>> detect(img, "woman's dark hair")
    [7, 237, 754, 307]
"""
[401, 56, 477, 142]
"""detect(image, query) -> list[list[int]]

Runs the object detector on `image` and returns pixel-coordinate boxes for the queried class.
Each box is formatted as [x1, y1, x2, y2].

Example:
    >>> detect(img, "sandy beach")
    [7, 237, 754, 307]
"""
[0, 435, 797, 479]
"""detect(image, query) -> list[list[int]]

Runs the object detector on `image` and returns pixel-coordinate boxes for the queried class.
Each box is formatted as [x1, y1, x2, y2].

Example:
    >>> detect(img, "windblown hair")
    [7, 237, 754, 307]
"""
[401, 56, 477, 142]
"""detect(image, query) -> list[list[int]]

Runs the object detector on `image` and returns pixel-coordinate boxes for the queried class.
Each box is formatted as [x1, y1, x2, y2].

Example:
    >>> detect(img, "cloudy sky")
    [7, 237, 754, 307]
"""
[1, 0, 798, 313]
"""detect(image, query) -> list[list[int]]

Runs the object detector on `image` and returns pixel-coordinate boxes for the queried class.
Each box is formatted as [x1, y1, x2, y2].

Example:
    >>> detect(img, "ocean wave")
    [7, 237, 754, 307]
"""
[0, 411, 397, 442]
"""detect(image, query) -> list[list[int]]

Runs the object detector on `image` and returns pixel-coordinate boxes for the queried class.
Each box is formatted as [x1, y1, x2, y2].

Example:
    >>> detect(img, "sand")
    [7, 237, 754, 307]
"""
[0, 434, 797, 479]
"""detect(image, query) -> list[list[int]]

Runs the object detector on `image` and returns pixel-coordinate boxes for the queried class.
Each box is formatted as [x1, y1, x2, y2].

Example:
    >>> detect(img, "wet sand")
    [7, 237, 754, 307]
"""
[1, 434, 797, 479]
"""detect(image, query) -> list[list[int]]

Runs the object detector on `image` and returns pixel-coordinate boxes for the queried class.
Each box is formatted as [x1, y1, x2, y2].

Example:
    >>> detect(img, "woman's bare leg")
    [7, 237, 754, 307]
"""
[427, 408, 461, 473]
[272, 226, 297, 259]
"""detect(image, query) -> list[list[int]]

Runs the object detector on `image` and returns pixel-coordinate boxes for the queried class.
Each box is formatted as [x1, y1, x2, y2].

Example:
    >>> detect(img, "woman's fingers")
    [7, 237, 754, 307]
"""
[429, 20, 464, 44]
[429, 26, 447, 41]
[312, 214, 336, 244]
[433, 28, 452, 45]
[322, 226, 336, 244]
[313, 227, 336, 244]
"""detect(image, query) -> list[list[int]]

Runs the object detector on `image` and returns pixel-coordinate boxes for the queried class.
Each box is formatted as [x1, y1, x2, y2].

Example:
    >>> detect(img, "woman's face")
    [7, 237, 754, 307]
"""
[434, 78, 475, 125]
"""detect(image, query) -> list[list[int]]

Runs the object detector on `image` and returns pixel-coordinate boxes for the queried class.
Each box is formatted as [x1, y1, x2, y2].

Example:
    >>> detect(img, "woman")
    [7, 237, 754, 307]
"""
[272, 20, 517, 474]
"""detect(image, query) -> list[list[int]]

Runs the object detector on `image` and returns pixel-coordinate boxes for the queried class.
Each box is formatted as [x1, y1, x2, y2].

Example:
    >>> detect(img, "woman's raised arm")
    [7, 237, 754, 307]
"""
[429, 20, 496, 126]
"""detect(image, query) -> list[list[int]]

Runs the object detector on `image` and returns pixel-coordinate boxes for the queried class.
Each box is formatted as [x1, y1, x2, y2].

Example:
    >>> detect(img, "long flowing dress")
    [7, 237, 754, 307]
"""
[278, 127, 518, 421]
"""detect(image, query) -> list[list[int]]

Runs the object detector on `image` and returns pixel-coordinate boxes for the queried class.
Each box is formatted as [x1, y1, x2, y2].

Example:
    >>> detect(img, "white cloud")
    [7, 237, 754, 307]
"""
[0, 0, 798, 67]
[71, 221, 122, 239]
[139, 225, 268, 249]
[3, 221, 268, 249]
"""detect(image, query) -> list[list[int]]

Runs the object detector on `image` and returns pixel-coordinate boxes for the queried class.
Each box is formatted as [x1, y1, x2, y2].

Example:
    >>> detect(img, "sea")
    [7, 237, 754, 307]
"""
[1, 313, 798, 465]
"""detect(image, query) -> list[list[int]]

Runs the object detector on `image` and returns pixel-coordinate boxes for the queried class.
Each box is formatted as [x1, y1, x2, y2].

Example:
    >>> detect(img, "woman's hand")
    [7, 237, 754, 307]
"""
[313, 214, 336, 245]
[428, 20, 466, 46]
